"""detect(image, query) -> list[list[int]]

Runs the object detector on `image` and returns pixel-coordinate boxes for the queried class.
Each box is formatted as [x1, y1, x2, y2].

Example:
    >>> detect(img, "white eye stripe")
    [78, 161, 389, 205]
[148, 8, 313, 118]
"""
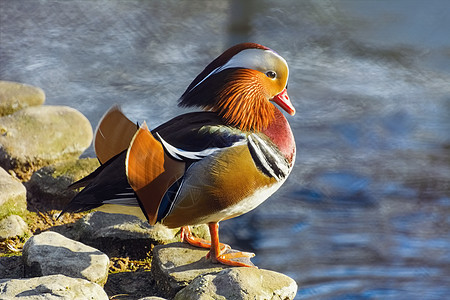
[188, 49, 288, 93]
[219, 49, 286, 73]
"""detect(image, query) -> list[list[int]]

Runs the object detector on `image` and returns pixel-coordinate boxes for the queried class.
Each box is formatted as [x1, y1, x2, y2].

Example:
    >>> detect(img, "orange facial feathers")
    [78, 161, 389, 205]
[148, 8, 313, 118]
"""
[214, 69, 276, 132]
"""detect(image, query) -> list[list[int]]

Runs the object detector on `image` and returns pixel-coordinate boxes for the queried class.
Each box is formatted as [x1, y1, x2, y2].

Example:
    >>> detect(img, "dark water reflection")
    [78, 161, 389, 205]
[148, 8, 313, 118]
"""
[1, 1, 449, 299]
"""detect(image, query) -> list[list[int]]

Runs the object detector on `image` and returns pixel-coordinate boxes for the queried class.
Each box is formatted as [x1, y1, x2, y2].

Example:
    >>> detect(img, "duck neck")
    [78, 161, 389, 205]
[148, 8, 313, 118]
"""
[261, 108, 296, 164]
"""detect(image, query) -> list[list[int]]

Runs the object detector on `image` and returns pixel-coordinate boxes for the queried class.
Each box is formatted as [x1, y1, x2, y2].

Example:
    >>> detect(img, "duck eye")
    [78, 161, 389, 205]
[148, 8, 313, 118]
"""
[265, 71, 277, 79]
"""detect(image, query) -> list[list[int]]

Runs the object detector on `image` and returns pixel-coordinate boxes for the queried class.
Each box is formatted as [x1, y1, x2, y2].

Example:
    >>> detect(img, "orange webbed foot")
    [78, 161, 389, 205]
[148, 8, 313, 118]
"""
[208, 247, 256, 268]
[180, 224, 257, 268]
[207, 222, 257, 268]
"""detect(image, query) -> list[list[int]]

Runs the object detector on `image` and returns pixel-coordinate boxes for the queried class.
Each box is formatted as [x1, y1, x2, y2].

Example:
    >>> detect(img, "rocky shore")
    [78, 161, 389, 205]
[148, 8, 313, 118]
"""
[0, 81, 298, 299]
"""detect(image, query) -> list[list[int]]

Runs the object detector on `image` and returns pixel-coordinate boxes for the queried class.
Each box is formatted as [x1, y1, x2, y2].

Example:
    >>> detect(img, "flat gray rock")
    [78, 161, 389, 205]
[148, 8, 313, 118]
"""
[174, 267, 298, 300]
[0, 274, 108, 300]
[0, 167, 26, 218]
[0, 214, 28, 240]
[0, 80, 45, 116]
[59, 211, 177, 258]
[151, 242, 229, 298]
[22, 231, 109, 286]
[0, 105, 93, 180]
[58, 211, 209, 258]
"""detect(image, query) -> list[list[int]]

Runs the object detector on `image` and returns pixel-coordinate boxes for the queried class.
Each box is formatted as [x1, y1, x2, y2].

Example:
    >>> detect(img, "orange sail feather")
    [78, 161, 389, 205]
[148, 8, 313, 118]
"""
[94, 106, 138, 164]
[126, 123, 185, 224]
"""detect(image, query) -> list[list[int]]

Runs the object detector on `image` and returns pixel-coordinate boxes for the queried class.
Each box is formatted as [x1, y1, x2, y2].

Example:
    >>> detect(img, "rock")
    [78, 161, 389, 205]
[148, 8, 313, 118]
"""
[0, 81, 45, 116]
[138, 297, 167, 300]
[0, 214, 29, 240]
[22, 231, 109, 286]
[104, 271, 161, 300]
[25, 158, 100, 212]
[0, 167, 27, 219]
[58, 211, 174, 258]
[174, 268, 298, 300]
[151, 242, 229, 298]
[0, 274, 108, 300]
[57, 211, 209, 258]
[0, 105, 93, 180]
[152, 243, 294, 299]
[0, 256, 24, 279]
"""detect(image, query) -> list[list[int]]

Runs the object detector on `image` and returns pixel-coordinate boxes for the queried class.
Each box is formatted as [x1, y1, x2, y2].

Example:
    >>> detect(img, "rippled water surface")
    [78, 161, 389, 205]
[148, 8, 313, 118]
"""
[1, 1, 449, 299]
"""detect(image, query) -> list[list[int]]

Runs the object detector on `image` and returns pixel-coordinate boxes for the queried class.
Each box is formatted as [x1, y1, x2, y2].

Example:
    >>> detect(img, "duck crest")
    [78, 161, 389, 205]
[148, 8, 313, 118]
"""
[181, 43, 270, 98]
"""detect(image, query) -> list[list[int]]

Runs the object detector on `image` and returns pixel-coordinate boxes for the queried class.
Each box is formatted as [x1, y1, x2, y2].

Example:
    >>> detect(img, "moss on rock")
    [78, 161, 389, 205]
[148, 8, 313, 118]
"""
[26, 158, 100, 212]
[0, 105, 93, 180]
[0, 81, 45, 117]
[0, 167, 27, 219]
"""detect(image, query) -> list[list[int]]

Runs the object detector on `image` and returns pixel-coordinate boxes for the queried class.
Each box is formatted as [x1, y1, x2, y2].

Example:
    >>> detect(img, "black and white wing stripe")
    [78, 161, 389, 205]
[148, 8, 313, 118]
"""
[157, 132, 247, 162]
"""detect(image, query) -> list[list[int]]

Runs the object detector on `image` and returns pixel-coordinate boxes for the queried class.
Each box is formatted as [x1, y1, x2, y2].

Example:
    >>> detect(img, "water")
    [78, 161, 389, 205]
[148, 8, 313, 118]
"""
[1, 1, 449, 299]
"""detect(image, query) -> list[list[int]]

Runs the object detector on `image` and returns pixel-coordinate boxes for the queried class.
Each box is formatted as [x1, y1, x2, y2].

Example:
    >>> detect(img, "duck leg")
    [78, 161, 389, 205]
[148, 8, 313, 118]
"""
[180, 225, 230, 251]
[207, 222, 256, 268]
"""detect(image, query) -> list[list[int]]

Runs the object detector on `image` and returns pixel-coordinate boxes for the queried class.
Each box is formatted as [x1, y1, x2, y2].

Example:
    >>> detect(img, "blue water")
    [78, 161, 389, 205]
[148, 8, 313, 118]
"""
[1, 1, 449, 299]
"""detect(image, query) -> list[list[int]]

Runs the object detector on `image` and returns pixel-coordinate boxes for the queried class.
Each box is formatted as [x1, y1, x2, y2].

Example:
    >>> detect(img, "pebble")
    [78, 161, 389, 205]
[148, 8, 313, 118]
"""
[0, 214, 28, 240]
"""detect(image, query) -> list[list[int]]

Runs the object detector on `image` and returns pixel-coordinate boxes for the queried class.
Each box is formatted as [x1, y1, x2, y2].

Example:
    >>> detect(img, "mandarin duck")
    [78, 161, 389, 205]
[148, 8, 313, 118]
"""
[62, 43, 296, 267]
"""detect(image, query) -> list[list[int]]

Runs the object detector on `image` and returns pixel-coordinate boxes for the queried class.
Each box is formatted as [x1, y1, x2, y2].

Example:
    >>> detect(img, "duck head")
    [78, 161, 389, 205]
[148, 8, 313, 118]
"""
[179, 43, 295, 131]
